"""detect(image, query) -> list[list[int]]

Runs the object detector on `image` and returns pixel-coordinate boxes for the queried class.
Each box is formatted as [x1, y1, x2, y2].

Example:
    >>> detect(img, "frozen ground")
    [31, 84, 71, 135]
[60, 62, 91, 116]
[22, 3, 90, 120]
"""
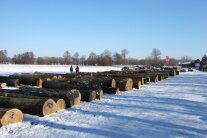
[0, 66, 207, 138]
[0, 64, 121, 76]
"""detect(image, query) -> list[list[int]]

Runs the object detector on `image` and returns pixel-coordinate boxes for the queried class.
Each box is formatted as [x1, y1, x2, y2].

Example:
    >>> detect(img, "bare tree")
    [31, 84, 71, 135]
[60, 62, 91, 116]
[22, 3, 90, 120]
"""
[169, 58, 178, 66]
[86, 52, 97, 65]
[101, 49, 112, 57]
[202, 54, 207, 64]
[12, 52, 35, 64]
[113, 52, 123, 65]
[80, 55, 86, 65]
[151, 48, 161, 65]
[0, 50, 8, 63]
[73, 52, 79, 65]
[121, 49, 128, 64]
[121, 49, 128, 59]
[180, 56, 192, 63]
[63, 51, 71, 64]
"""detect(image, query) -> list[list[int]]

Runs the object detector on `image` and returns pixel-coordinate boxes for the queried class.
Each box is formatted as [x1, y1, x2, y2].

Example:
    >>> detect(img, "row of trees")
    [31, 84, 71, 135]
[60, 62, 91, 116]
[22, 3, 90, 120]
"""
[0, 49, 200, 66]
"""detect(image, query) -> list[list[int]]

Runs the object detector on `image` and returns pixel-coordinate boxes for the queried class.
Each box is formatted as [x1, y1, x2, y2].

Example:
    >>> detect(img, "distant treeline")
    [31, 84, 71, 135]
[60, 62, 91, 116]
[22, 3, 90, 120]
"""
[0, 48, 205, 66]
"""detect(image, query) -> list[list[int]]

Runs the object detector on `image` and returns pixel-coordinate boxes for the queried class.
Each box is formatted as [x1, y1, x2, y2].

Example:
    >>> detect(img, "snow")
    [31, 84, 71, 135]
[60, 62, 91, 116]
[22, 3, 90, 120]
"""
[0, 64, 122, 76]
[0, 66, 207, 138]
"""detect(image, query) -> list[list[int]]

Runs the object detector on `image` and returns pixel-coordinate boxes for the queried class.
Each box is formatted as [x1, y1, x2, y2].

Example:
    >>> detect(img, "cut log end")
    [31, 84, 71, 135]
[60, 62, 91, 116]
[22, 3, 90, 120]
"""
[55, 99, 66, 111]
[42, 99, 58, 116]
[66, 89, 81, 107]
[37, 78, 43, 87]
[136, 81, 142, 89]
[0, 108, 23, 127]
[111, 79, 116, 88]
[125, 78, 133, 91]
[96, 89, 103, 100]
[0, 83, 7, 88]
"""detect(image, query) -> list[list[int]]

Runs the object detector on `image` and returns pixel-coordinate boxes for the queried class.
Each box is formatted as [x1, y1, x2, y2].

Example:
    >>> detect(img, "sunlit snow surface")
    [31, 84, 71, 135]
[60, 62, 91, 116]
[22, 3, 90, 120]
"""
[0, 65, 207, 138]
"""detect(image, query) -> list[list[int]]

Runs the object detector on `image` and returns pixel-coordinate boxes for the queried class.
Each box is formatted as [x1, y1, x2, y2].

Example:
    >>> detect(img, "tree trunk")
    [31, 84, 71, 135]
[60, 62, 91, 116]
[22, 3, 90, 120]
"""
[133, 80, 142, 89]
[10, 74, 42, 86]
[0, 88, 81, 108]
[0, 96, 57, 117]
[115, 78, 133, 91]
[103, 87, 120, 94]
[169, 70, 176, 76]
[96, 89, 103, 99]
[0, 76, 19, 86]
[42, 79, 71, 89]
[150, 75, 158, 82]
[0, 92, 65, 111]
[176, 70, 180, 75]
[0, 108, 23, 127]
[79, 90, 96, 102]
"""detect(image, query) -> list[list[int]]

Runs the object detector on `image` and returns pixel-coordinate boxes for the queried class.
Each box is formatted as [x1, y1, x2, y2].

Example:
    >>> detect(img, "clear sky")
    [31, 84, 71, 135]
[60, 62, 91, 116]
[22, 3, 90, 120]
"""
[0, 0, 206, 59]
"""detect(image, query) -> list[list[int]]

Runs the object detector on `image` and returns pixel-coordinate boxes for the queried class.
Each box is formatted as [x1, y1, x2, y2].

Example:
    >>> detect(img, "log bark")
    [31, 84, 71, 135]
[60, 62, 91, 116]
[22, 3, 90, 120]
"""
[0, 76, 19, 86]
[0, 88, 81, 108]
[133, 80, 142, 89]
[0, 92, 65, 111]
[176, 70, 180, 75]
[96, 89, 103, 100]
[0, 108, 23, 127]
[103, 87, 120, 94]
[79, 90, 96, 102]
[115, 78, 133, 91]
[10, 74, 42, 86]
[42, 79, 71, 89]
[0, 96, 57, 117]
[150, 75, 158, 82]
[42, 79, 104, 101]
[169, 70, 176, 76]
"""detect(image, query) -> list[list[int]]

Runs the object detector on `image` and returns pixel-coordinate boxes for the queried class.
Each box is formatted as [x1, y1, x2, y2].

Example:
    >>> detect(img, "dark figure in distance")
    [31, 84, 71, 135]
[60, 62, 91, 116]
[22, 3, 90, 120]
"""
[75, 66, 79, 73]
[70, 65, 73, 73]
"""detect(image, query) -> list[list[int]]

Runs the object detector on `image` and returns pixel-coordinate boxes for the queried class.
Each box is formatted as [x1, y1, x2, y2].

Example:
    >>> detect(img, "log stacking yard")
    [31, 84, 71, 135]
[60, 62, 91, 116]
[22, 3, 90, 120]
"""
[0, 69, 180, 127]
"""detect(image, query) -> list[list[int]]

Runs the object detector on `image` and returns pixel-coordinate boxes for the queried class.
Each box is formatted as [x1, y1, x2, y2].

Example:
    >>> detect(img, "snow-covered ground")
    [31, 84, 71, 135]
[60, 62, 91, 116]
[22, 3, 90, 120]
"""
[0, 66, 207, 138]
[0, 64, 121, 76]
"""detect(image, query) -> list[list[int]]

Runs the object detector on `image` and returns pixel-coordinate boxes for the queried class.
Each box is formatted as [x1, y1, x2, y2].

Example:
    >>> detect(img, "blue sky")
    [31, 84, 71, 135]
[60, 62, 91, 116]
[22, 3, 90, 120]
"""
[0, 0, 206, 59]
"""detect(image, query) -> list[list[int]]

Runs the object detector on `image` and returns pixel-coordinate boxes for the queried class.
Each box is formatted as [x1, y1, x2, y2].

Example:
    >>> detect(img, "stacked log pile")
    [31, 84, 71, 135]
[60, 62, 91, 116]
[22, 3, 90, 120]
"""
[0, 69, 179, 127]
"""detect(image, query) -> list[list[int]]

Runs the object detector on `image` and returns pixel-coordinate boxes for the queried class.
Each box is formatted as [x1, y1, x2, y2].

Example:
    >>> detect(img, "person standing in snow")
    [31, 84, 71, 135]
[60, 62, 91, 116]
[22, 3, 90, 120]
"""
[70, 65, 73, 73]
[75, 65, 79, 73]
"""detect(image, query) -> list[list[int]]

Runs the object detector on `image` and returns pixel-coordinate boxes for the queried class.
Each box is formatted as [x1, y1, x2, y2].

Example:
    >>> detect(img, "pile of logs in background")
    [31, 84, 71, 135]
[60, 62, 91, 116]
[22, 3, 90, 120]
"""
[0, 69, 180, 127]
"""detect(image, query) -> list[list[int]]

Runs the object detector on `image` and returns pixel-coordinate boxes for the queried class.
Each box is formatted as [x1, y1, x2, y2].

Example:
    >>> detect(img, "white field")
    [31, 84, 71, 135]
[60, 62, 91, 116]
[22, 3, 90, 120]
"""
[0, 65, 207, 138]
[0, 64, 122, 76]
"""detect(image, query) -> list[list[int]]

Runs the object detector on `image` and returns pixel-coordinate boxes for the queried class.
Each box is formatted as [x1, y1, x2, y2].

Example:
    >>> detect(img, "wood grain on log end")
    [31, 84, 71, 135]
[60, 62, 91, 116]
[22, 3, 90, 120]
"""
[111, 79, 116, 88]
[0, 108, 23, 127]
[42, 99, 58, 116]
[96, 89, 103, 100]
[0, 83, 7, 88]
[66, 89, 81, 107]
[55, 99, 66, 111]
[125, 78, 133, 91]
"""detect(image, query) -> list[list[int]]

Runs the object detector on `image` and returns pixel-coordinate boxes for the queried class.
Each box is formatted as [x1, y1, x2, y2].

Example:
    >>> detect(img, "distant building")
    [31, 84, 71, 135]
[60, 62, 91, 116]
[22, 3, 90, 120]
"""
[194, 59, 203, 70]
[179, 59, 203, 70]
[180, 62, 194, 68]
